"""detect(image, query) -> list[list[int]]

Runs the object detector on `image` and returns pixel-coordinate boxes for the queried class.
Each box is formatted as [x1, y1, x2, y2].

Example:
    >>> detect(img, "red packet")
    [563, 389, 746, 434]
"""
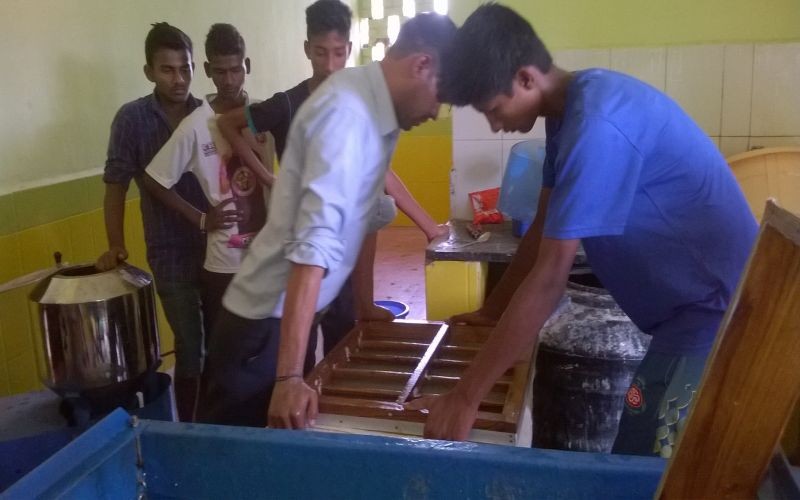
[469, 187, 504, 224]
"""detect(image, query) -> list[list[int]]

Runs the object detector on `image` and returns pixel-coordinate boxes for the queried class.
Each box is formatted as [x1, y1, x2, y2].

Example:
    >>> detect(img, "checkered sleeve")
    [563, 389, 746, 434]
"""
[103, 106, 140, 186]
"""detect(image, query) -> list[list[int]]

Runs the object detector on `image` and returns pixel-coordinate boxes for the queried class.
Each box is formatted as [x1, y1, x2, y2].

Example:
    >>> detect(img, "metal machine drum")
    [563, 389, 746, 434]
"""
[532, 273, 651, 453]
[29, 263, 160, 397]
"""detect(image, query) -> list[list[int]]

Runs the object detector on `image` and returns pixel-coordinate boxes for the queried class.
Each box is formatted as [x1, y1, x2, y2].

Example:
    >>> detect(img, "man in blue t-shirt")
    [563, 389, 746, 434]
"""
[407, 4, 758, 457]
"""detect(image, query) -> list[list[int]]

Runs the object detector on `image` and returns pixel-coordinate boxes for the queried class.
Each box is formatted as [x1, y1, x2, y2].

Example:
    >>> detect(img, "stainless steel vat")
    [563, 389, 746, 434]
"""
[28, 263, 160, 396]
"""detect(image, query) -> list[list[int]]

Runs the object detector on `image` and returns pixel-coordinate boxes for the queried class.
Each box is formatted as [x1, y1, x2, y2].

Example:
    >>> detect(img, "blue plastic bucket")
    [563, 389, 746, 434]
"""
[374, 300, 410, 319]
[512, 218, 533, 237]
[499, 140, 546, 234]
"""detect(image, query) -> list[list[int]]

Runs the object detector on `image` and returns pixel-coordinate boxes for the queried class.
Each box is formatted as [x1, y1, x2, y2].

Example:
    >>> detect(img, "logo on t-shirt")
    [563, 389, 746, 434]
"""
[625, 379, 645, 413]
[222, 156, 266, 249]
[202, 141, 217, 157]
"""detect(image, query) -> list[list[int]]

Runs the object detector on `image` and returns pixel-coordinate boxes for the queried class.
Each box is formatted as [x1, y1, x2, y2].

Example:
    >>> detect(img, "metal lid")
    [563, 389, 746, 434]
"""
[539, 285, 651, 360]
[30, 263, 153, 305]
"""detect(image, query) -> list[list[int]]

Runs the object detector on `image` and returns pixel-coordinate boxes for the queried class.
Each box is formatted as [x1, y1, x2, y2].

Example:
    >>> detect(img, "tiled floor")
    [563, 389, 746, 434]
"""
[373, 226, 429, 320]
[314, 226, 428, 362]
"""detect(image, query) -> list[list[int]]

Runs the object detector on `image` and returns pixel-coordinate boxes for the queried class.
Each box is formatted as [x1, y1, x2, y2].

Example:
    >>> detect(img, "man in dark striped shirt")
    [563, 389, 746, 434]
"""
[97, 22, 207, 422]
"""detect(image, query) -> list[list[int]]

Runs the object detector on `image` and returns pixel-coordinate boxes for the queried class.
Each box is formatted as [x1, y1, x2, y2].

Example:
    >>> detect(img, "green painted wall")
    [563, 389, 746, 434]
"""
[452, 0, 800, 48]
[0, 0, 320, 196]
[3, 0, 798, 197]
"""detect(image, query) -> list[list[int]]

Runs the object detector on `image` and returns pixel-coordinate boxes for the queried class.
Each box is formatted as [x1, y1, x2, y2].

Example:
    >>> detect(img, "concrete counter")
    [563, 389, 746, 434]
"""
[424, 220, 587, 320]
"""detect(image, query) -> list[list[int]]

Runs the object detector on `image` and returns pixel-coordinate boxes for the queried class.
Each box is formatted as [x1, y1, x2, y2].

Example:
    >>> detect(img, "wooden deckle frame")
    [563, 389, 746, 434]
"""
[306, 320, 534, 445]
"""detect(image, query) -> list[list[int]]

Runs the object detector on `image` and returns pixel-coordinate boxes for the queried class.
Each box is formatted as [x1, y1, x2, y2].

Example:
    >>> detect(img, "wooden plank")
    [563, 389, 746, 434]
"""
[332, 366, 413, 378]
[312, 414, 517, 446]
[316, 395, 517, 432]
[502, 359, 533, 423]
[657, 200, 800, 499]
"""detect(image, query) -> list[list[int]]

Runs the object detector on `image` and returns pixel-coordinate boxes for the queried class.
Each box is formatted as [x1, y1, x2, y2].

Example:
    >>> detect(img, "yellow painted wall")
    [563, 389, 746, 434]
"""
[391, 116, 452, 227]
[452, 0, 800, 48]
[0, 197, 172, 396]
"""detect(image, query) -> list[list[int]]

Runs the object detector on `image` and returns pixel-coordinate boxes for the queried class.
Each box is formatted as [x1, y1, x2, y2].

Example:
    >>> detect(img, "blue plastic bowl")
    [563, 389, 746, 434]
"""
[374, 300, 410, 319]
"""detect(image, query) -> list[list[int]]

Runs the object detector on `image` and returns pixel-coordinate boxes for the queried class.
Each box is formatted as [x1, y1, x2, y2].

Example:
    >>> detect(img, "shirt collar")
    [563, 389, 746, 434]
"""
[205, 90, 251, 106]
[147, 91, 202, 123]
[365, 62, 399, 136]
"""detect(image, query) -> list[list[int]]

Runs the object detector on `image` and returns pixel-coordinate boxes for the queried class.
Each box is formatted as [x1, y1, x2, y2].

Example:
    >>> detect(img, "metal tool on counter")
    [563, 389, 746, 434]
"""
[440, 223, 492, 249]
[465, 223, 485, 239]
[449, 231, 491, 249]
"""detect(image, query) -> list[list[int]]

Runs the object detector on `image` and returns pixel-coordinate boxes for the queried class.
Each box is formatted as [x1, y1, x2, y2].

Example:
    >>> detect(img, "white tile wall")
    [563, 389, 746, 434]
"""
[553, 49, 611, 70]
[751, 43, 800, 136]
[721, 44, 754, 137]
[666, 45, 725, 136]
[452, 106, 497, 140]
[610, 47, 667, 91]
[719, 137, 750, 158]
[451, 140, 503, 219]
[748, 137, 800, 149]
[450, 41, 800, 219]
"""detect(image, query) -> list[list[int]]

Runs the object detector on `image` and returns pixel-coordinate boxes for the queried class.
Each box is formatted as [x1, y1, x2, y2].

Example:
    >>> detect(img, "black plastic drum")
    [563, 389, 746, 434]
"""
[532, 273, 650, 452]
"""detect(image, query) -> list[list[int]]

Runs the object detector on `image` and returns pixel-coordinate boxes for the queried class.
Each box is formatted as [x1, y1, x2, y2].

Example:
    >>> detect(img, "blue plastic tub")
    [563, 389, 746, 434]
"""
[499, 139, 546, 234]
[512, 218, 533, 238]
[7, 408, 799, 498]
[374, 300, 410, 319]
[5, 409, 669, 499]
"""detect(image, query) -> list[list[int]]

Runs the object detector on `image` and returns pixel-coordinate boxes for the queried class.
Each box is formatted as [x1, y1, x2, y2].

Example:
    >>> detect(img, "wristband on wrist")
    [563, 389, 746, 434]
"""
[275, 373, 303, 383]
[199, 213, 207, 232]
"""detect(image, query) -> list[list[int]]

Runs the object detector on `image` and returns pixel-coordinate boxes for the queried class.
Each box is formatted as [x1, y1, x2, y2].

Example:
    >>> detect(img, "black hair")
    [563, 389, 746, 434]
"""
[439, 3, 553, 106]
[387, 13, 457, 62]
[306, 0, 352, 38]
[205, 23, 246, 59]
[145, 22, 193, 66]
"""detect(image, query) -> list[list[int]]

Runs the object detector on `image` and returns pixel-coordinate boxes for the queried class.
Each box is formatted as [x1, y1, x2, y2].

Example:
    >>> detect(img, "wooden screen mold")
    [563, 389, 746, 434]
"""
[306, 320, 535, 446]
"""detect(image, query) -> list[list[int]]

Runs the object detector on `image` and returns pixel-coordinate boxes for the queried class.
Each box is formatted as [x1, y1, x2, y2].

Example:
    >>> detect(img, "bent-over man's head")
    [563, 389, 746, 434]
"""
[383, 13, 457, 131]
[439, 3, 554, 134]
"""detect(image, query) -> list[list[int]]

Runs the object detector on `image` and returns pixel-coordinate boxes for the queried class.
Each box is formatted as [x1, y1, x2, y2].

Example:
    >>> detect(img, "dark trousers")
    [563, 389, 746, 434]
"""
[200, 269, 234, 351]
[155, 280, 205, 379]
[196, 308, 319, 427]
[612, 350, 708, 457]
[320, 278, 356, 356]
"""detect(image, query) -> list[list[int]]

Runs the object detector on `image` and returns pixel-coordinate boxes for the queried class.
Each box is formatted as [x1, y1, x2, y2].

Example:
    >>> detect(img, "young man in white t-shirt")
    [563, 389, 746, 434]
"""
[142, 23, 275, 364]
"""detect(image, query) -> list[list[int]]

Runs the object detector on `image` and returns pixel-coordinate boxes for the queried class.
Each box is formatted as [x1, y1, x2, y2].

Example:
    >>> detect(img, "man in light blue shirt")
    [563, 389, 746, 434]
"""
[196, 13, 457, 428]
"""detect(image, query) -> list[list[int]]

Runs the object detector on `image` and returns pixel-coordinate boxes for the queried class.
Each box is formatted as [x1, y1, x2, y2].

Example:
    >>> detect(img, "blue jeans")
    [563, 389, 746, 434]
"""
[156, 280, 205, 379]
